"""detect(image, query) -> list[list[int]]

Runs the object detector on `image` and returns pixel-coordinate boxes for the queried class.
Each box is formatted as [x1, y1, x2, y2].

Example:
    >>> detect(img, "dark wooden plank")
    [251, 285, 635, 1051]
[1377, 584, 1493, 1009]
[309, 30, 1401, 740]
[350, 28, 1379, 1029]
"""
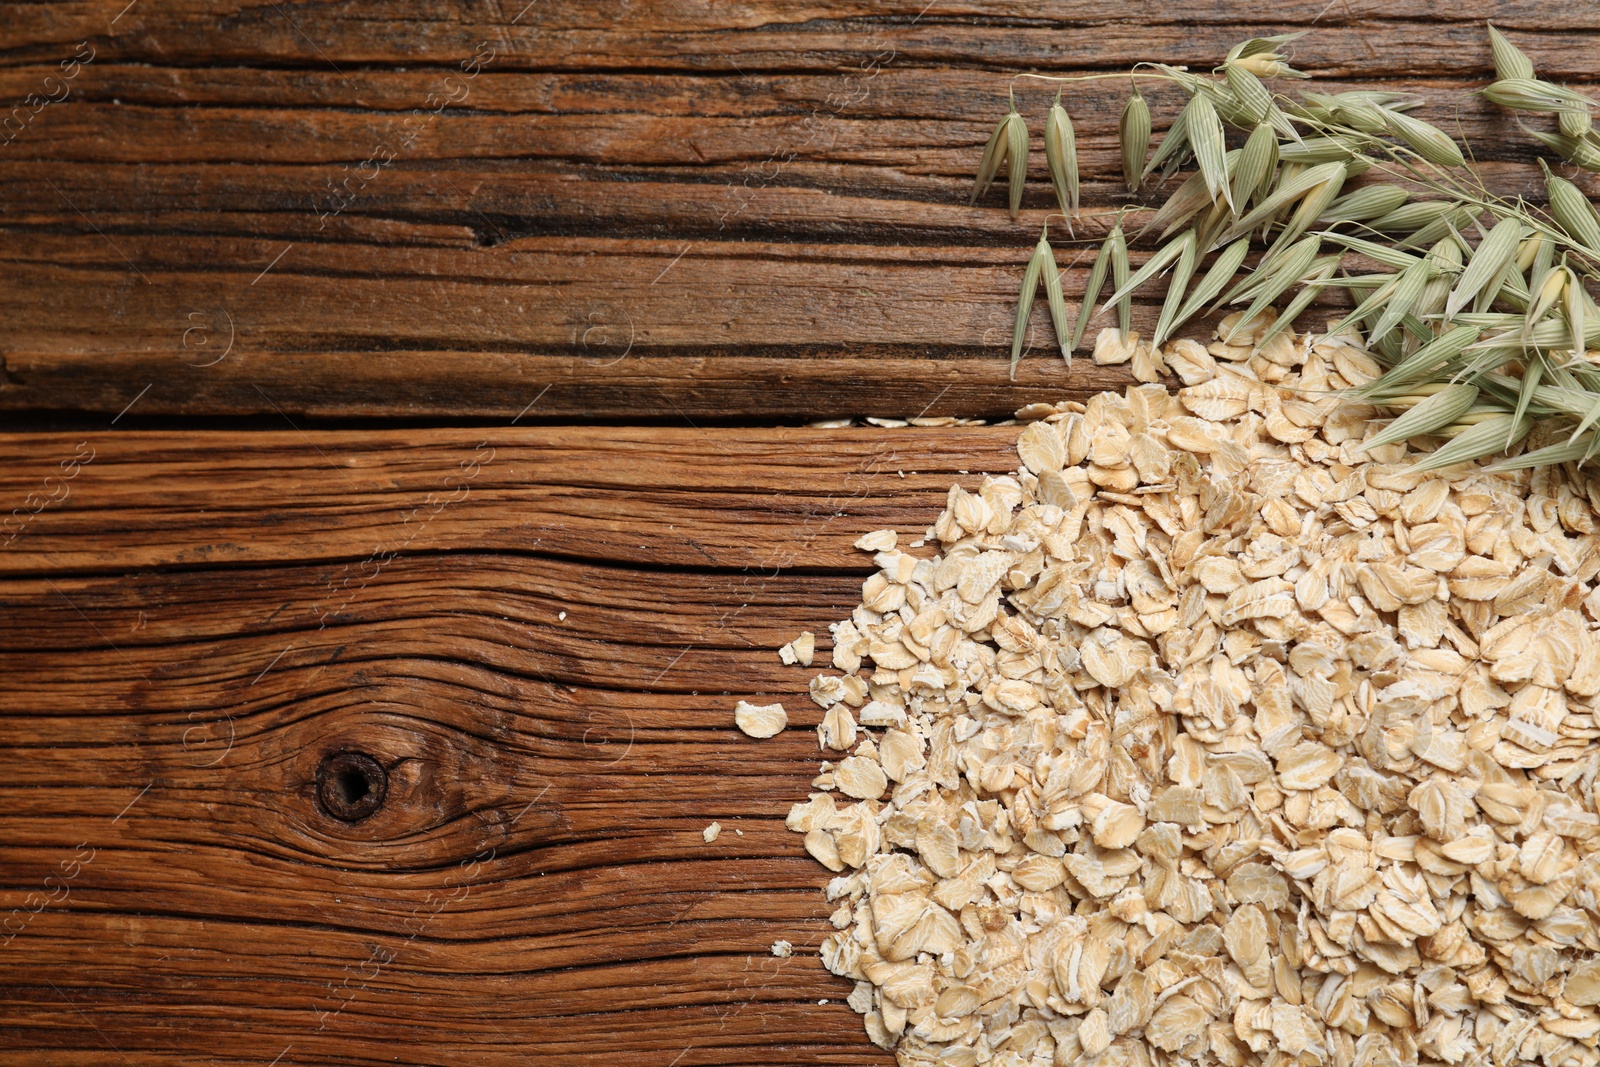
[0, 348, 1133, 422]
[0, 233, 1193, 419]
[3, 8, 1599, 420]
[5, 76, 1589, 165]
[6, 2, 1600, 73]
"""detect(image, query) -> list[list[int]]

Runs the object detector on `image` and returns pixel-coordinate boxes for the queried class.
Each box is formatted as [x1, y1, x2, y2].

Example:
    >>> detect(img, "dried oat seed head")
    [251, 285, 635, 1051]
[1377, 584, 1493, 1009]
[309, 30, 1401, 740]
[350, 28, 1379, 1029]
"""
[1120, 89, 1152, 193]
[1044, 97, 1079, 213]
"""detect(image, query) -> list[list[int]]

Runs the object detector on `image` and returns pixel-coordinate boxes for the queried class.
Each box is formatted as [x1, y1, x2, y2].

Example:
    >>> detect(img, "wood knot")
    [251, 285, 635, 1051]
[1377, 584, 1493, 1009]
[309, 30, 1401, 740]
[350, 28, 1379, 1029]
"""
[317, 751, 387, 822]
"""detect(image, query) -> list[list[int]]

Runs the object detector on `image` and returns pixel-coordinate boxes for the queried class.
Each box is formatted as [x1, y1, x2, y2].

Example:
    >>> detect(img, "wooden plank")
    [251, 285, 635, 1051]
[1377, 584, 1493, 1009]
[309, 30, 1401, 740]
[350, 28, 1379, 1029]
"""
[7, 3, 1600, 73]
[0, 425, 1020, 1064]
[3, 10, 1599, 420]
[0, 349, 1133, 423]
[0, 425, 1017, 573]
[5, 76, 1588, 166]
[0, 351, 988, 429]
[0, 66, 1556, 117]
[0, 233, 1194, 419]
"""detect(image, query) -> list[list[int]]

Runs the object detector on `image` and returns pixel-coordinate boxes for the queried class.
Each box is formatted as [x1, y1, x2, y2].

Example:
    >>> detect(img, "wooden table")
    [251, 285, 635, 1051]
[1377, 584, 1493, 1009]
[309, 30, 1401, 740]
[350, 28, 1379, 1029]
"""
[0, 3, 1588, 1063]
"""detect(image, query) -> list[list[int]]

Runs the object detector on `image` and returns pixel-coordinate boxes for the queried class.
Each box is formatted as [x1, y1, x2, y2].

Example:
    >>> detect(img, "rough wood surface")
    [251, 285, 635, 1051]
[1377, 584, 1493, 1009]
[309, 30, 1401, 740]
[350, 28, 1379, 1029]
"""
[3, 3, 1598, 420]
[6, 5, 1600, 1064]
[0, 425, 1017, 1065]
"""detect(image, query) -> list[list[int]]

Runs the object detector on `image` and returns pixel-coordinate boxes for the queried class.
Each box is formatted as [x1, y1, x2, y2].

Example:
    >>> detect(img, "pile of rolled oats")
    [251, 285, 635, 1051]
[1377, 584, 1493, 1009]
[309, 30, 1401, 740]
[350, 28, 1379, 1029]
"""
[782, 317, 1600, 1067]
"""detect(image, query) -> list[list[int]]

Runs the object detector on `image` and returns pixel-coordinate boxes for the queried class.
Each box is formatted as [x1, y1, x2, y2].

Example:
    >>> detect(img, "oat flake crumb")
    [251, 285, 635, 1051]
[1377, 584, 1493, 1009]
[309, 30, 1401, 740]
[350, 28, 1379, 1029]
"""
[771, 939, 793, 958]
[702, 821, 721, 843]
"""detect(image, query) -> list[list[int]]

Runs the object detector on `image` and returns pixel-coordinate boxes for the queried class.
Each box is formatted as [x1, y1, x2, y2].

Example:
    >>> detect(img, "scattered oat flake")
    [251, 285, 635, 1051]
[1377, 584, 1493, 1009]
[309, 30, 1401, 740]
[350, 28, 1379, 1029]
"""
[855, 529, 897, 552]
[733, 700, 786, 738]
[771, 940, 793, 958]
[702, 822, 721, 843]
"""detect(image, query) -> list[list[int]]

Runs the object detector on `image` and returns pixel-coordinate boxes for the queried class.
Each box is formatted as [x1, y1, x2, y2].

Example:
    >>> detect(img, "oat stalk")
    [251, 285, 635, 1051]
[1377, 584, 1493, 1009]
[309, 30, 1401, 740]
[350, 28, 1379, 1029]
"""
[971, 23, 1600, 470]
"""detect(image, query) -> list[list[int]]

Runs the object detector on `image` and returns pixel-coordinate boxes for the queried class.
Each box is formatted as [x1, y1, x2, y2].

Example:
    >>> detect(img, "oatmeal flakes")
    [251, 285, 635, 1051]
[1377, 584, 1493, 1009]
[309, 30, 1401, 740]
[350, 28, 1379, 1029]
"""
[766, 323, 1600, 1067]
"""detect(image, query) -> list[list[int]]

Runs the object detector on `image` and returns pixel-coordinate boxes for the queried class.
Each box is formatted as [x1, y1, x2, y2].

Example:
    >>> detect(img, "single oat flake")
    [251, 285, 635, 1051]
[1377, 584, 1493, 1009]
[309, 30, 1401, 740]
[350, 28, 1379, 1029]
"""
[734, 700, 787, 738]
[771, 314, 1600, 1067]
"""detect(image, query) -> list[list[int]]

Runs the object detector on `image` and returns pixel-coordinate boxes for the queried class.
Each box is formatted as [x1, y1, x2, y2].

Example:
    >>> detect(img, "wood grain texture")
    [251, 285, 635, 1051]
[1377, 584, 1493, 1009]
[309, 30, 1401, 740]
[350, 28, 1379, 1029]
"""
[0, 424, 1017, 1065]
[3, 3, 1599, 420]
[0, 425, 1020, 575]
[5, 5, 1600, 1064]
